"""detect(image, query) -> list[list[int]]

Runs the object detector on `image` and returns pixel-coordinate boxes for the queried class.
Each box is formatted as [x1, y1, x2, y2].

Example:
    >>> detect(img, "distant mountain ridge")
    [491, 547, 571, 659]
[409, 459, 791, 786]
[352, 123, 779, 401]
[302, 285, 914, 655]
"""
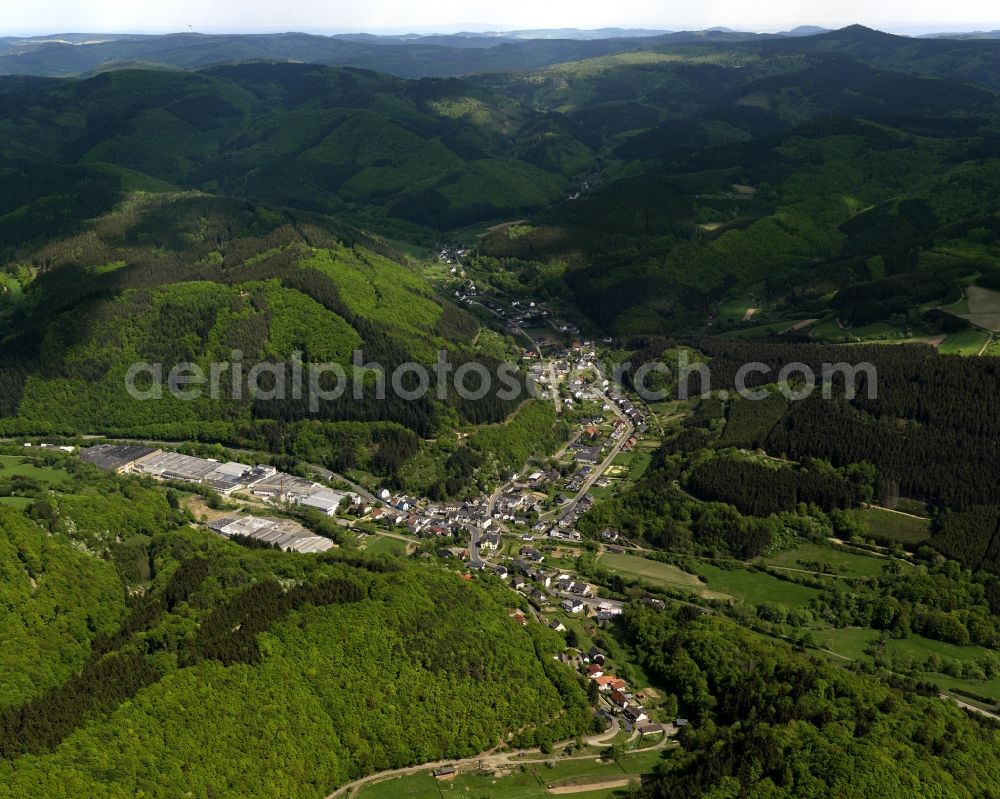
[0, 26, 837, 78]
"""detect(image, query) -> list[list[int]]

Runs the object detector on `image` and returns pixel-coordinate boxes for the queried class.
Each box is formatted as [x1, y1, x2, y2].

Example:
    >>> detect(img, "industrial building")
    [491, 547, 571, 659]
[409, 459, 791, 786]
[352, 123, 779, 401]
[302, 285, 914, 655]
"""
[207, 515, 336, 553]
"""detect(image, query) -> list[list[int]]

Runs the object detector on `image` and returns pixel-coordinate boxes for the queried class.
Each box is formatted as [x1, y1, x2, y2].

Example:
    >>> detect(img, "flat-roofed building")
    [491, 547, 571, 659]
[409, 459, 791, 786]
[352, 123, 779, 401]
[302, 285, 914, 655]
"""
[80, 444, 161, 474]
[208, 515, 335, 553]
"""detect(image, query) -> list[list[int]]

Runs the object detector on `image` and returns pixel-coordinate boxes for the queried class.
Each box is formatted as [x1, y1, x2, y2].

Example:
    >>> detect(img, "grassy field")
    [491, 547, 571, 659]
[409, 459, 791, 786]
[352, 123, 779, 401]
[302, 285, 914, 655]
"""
[932, 674, 1000, 707]
[597, 551, 706, 593]
[884, 634, 994, 665]
[809, 318, 848, 341]
[609, 446, 654, 483]
[849, 322, 906, 339]
[695, 563, 822, 608]
[550, 612, 597, 652]
[0, 455, 70, 484]
[0, 496, 33, 508]
[938, 328, 991, 355]
[718, 296, 756, 324]
[812, 629, 1000, 702]
[857, 507, 931, 545]
[762, 541, 894, 579]
[814, 627, 878, 661]
[363, 535, 409, 556]
[357, 747, 667, 799]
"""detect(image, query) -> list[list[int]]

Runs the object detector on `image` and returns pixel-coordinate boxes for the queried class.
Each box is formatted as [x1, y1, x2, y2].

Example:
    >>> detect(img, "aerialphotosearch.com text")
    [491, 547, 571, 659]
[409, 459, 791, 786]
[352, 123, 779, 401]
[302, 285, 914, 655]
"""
[125, 348, 877, 410]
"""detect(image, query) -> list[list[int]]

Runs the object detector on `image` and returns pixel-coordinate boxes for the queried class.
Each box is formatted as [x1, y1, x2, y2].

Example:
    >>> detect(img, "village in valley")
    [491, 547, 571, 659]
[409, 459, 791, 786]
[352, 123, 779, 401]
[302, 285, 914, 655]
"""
[71, 268, 687, 794]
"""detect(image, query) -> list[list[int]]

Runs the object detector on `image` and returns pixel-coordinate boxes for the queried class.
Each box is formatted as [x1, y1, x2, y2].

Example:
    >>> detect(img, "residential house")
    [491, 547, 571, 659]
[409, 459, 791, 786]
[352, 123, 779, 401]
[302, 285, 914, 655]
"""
[480, 532, 502, 551]
[520, 546, 544, 563]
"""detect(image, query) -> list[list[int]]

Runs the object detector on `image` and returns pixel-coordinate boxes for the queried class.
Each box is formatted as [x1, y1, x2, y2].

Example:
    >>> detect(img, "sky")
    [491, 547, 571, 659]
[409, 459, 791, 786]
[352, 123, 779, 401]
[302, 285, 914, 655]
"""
[2, 0, 998, 36]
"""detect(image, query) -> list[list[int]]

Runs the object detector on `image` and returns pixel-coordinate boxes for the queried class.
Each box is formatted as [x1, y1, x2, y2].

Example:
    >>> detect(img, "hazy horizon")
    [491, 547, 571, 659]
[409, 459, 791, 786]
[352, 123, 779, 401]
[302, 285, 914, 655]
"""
[0, 0, 997, 38]
[4, 24, 1000, 37]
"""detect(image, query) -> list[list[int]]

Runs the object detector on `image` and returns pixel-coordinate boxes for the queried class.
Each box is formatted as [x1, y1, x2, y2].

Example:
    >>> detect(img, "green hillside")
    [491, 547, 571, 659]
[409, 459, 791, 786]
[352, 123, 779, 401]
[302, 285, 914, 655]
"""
[0, 63, 580, 243]
[0, 455, 585, 797]
[473, 40, 1000, 335]
[0, 192, 534, 491]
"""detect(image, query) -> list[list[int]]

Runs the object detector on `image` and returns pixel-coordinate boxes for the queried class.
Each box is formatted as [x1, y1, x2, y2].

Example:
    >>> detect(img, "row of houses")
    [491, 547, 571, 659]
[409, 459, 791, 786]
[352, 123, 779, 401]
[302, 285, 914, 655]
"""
[608, 390, 648, 434]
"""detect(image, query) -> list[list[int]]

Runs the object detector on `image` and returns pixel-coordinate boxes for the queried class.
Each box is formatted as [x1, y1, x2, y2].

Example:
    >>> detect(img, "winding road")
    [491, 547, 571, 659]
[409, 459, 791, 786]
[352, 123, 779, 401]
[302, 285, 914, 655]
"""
[323, 715, 668, 799]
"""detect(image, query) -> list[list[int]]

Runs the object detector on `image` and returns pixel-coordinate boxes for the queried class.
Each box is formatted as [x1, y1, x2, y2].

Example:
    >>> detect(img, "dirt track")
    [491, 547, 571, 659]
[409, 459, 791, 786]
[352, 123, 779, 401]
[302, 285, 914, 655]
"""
[548, 777, 632, 794]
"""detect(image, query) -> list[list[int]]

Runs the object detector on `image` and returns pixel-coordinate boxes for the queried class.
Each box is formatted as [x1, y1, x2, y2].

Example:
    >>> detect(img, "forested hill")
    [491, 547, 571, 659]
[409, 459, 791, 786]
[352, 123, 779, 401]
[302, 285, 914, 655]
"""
[0, 458, 587, 797]
[0, 28, 828, 79]
[474, 33, 1000, 335]
[0, 192, 534, 487]
[626, 605, 1000, 798]
[0, 30, 662, 79]
[5, 29, 1000, 336]
[0, 63, 581, 238]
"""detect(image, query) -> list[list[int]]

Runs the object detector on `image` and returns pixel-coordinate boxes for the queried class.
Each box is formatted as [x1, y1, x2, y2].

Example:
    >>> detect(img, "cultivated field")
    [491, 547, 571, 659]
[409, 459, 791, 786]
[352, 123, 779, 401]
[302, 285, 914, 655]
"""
[597, 551, 706, 593]
[953, 285, 1000, 332]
